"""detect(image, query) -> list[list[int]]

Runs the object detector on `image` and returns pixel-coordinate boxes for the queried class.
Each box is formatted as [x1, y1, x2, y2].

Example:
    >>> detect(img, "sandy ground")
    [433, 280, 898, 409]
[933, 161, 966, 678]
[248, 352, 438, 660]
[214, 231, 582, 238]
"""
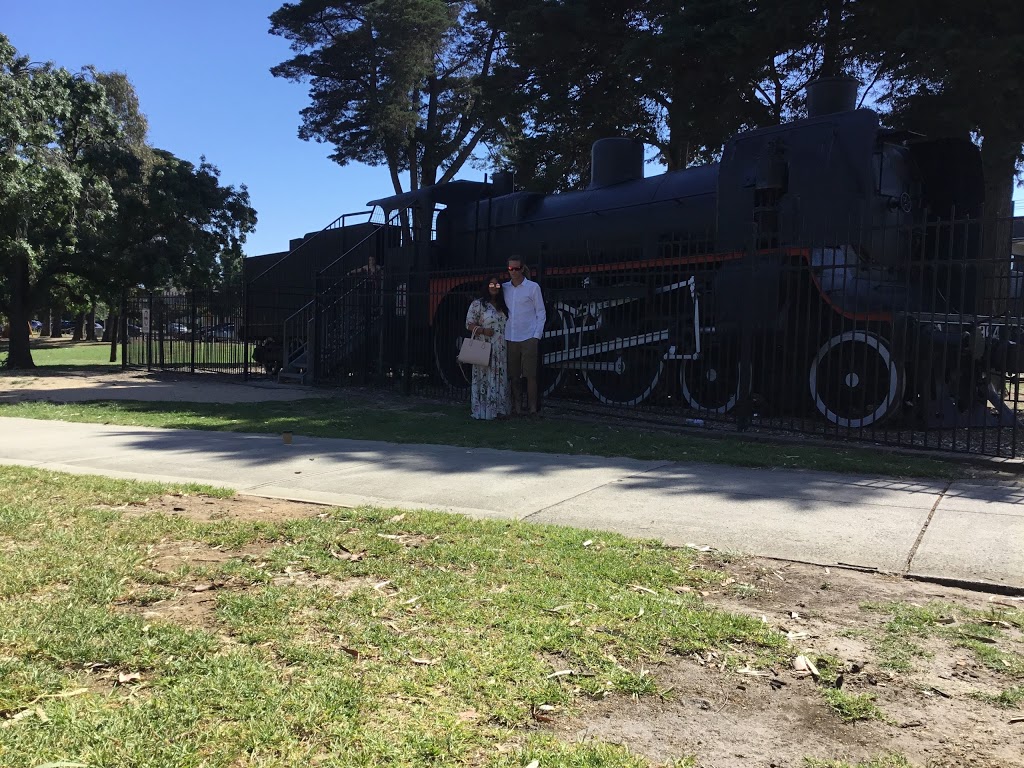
[0, 368, 323, 405]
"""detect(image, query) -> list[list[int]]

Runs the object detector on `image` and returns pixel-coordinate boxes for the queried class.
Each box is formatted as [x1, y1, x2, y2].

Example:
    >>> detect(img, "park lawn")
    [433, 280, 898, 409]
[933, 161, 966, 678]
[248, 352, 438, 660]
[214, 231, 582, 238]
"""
[0, 465, 789, 768]
[0, 340, 119, 371]
[0, 396, 969, 479]
[1, 338, 247, 371]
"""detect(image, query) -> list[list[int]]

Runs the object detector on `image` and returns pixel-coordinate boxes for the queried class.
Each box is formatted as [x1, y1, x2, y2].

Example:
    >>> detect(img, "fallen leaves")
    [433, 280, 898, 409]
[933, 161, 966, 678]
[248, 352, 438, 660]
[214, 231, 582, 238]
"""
[531, 703, 557, 722]
[545, 669, 575, 679]
[330, 546, 367, 562]
[793, 655, 820, 680]
[1, 706, 48, 728]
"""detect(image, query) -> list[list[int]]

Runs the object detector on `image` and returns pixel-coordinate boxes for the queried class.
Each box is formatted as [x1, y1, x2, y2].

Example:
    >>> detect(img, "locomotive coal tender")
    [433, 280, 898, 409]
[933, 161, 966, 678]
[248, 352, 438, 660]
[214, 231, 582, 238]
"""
[248, 77, 1022, 430]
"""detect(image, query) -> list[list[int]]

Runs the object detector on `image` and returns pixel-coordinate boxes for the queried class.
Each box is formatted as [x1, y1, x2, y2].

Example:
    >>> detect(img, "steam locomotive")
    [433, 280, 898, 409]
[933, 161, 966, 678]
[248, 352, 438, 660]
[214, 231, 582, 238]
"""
[250, 77, 1022, 429]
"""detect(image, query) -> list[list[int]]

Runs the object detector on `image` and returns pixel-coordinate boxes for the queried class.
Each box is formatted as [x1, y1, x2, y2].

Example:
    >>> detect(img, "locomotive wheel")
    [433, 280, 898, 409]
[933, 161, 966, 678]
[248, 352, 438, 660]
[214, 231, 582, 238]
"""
[679, 342, 748, 414]
[583, 348, 664, 406]
[809, 330, 904, 428]
[432, 303, 472, 390]
[539, 303, 575, 398]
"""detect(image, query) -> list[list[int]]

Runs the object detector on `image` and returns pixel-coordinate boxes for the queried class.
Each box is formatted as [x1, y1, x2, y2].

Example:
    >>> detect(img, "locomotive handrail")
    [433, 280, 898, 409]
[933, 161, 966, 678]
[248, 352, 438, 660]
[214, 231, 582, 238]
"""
[247, 209, 375, 286]
[316, 207, 403, 280]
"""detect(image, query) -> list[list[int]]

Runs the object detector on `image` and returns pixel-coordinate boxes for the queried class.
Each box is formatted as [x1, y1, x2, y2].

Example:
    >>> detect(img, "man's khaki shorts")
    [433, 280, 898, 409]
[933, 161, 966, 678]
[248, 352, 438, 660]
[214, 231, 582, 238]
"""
[507, 338, 539, 381]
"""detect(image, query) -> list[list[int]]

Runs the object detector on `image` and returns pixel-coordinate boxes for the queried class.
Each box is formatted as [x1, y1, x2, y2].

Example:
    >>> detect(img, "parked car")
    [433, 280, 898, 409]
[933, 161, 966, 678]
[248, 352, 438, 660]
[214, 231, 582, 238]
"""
[29, 320, 42, 332]
[166, 323, 190, 338]
[202, 323, 236, 341]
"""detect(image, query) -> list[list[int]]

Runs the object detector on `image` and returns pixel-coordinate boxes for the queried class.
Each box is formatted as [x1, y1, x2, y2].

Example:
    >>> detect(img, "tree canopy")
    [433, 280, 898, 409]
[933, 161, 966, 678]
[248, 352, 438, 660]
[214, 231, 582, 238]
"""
[0, 34, 256, 370]
[269, 0, 1023, 204]
[269, 0, 505, 196]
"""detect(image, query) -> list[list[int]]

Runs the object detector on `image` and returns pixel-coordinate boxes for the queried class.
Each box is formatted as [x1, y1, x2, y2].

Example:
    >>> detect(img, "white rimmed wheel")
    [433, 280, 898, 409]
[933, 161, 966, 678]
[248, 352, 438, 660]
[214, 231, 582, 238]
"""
[539, 303, 575, 398]
[582, 345, 664, 406]
[809, 330, 904, 428]
[679, 342, 748, 414]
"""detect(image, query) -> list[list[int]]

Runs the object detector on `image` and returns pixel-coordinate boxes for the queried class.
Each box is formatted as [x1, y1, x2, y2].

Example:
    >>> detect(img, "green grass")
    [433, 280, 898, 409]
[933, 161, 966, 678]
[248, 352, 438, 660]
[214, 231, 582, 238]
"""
[820, 689, 884, 722]
[0, 340, 119, 371]
[861, 601, 1024, 681]
[971, 685, 1024, 708]
[0, 465, 793, 768]
[0, 396, 969, 480]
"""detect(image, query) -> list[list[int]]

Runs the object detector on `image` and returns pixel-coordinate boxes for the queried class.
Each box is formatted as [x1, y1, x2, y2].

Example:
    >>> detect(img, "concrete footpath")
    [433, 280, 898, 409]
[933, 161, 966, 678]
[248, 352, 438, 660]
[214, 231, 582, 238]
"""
[2, 416, 1022, 591]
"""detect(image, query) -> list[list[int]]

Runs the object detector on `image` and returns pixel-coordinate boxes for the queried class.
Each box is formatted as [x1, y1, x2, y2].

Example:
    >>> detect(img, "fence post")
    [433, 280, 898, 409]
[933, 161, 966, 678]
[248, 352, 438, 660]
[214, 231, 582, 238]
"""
[242, 278, 250, 381]
[312, 289, 320, 384]
[120, 295, 128, 369]
[147, 292, 154, 370]
[190, 288, 197, 374]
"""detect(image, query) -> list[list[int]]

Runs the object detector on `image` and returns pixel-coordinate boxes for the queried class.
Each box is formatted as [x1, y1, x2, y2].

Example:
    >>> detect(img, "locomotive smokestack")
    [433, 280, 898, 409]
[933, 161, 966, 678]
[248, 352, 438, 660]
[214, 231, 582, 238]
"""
[589, 138, 645, 190]
[806, 76, 860, 118]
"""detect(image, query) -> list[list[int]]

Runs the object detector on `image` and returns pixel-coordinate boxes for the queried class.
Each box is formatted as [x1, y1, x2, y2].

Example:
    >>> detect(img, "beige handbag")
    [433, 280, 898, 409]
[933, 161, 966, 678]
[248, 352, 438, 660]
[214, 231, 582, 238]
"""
[457, 328, 491, 366]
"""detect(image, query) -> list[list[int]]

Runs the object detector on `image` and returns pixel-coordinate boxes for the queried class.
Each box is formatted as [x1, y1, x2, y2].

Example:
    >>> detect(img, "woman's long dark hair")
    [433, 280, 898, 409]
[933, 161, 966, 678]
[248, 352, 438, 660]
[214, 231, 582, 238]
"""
[477, 276, 508, 317]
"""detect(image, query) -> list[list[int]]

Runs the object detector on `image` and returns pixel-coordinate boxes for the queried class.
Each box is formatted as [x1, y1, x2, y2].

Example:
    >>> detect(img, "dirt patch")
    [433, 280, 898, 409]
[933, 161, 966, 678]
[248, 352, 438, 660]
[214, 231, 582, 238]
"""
[114, 491, 330, 524]
[0, 364, 324, 404]
[555, 558, 1024, 767]
[111, 495, 375, 632]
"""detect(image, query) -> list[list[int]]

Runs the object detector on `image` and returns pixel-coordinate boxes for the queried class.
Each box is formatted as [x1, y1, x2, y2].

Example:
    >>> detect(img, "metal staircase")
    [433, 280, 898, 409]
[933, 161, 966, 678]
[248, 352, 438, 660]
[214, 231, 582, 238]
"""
[269, 208, 402, 385]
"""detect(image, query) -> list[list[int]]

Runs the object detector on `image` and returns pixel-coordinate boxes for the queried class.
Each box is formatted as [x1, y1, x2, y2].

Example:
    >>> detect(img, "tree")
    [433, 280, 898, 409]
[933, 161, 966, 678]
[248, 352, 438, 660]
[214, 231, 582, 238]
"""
[0, 36, 112, 369]
[487, 0, 651, 191]
[487, 0, 831, 194]
[852, 0, 1024, 222]
[269, 0, 505, 197]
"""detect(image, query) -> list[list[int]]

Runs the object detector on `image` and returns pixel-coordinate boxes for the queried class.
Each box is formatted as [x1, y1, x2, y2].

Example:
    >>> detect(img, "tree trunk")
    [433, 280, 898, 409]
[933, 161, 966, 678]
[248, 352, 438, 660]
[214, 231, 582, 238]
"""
[820, 0, 846, 78]
[4, 253, 36, 369]
[86, 302, 97, 341]
[665, 96, 690, 171]
[40, 308, 50, 336]
[979, 134, 1019, 314]
[102, 312, 114, 342]
[49, 306, 63, 338]
[72, 311, 86, 341]
[108, 312, 120, 363]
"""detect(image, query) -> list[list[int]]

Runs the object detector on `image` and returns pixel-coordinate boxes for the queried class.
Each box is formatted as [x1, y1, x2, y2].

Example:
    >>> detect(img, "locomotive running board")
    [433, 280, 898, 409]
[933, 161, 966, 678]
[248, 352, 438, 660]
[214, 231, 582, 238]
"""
[544, 330, 674, 365]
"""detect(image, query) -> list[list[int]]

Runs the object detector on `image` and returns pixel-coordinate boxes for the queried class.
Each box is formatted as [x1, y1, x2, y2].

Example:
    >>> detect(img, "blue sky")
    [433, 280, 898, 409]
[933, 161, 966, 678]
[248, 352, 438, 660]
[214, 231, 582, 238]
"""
[5, 2, 1022, 260]
[5, 0, 407, 258]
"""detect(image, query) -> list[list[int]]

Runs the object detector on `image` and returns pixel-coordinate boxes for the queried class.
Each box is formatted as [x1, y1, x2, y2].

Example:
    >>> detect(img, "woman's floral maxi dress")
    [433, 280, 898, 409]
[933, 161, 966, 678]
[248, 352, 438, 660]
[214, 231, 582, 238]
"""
[465, 299, 511, 420]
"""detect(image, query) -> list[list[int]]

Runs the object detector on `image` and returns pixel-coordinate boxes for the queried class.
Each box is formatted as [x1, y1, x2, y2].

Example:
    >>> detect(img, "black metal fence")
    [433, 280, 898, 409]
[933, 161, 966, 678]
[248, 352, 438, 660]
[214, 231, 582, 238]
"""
[127, 213, 1024, 458]
[124, 286, 249, 375]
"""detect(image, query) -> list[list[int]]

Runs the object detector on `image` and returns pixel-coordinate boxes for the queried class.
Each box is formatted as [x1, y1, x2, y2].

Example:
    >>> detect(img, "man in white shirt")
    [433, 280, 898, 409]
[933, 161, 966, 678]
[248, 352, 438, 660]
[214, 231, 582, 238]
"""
[502, 255, 546, 416]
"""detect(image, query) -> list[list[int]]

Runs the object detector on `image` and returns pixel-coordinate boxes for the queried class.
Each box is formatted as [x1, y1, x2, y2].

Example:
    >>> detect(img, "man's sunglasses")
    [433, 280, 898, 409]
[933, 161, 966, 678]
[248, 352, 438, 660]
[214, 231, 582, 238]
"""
[508, 266, 523, 271]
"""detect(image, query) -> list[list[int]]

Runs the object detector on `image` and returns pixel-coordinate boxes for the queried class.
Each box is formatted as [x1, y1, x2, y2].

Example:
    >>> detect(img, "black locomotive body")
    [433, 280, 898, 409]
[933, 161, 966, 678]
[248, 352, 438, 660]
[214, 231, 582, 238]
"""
[251, 78, 1022, 428]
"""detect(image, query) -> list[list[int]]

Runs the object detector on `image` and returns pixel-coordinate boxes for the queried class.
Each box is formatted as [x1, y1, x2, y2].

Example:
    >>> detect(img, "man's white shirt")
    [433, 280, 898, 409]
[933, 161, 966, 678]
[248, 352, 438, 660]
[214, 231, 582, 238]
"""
[502, 278, 546, 342]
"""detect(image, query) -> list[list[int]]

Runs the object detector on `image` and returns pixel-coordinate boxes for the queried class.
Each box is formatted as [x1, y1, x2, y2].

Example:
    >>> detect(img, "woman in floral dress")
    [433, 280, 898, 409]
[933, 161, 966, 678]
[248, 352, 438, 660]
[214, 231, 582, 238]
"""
[465, 277, 512, 420]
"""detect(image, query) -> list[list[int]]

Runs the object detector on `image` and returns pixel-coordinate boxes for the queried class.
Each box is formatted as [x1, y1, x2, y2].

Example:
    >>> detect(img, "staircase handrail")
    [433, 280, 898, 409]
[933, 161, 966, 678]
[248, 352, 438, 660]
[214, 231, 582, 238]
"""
[248, 209, 375, 286]
[315, 207, 404, 280]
